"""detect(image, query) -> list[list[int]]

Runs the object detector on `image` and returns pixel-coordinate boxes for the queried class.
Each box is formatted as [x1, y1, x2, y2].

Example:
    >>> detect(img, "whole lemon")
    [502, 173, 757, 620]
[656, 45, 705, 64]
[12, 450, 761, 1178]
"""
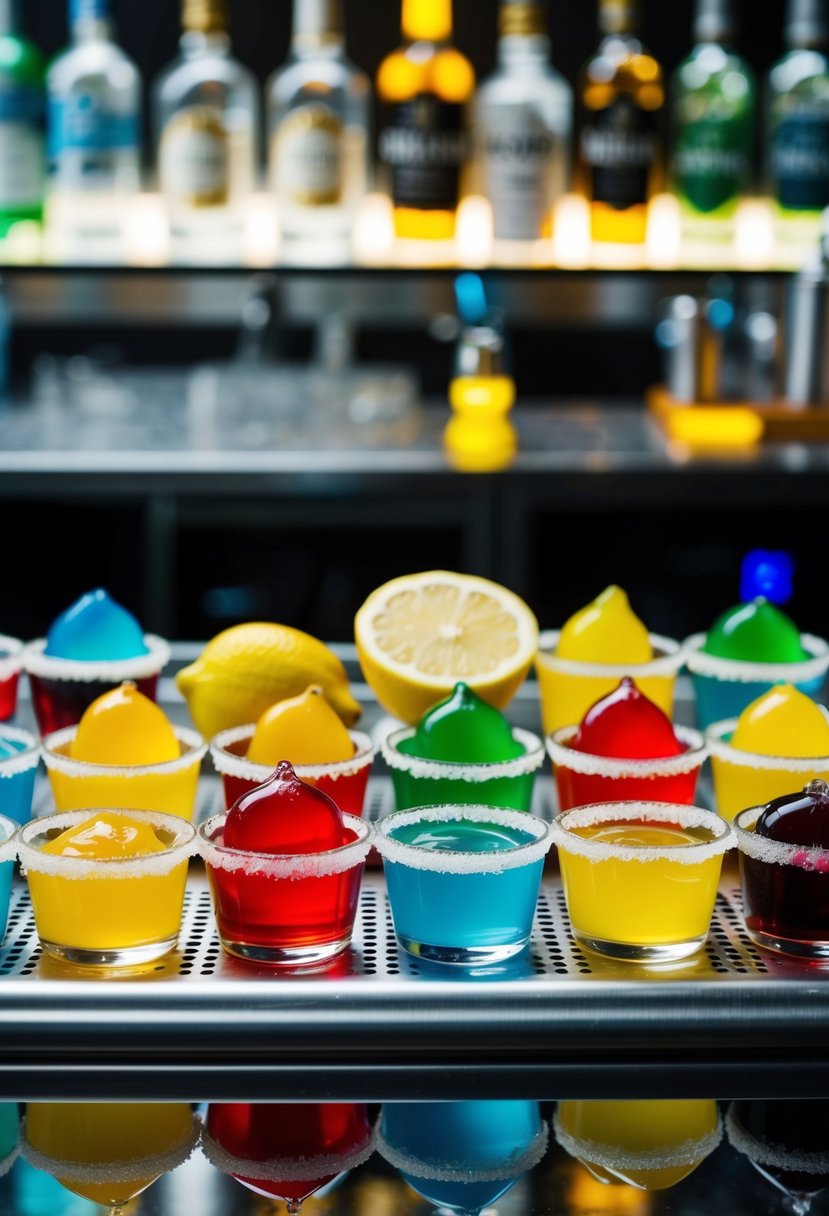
[176, 622, 361, 739]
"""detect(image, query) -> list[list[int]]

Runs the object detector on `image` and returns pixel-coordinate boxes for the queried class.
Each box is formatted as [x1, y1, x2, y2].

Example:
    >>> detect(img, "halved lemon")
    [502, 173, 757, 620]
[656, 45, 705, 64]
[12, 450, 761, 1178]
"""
[354, 571, 539, 724]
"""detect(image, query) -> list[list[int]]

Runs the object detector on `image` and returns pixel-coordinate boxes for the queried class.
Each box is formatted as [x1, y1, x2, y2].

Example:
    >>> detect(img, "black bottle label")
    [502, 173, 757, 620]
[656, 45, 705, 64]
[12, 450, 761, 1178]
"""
[580, 95, 659, 210]
[771, 104, 829, 212]
[379, 95, 467, 211]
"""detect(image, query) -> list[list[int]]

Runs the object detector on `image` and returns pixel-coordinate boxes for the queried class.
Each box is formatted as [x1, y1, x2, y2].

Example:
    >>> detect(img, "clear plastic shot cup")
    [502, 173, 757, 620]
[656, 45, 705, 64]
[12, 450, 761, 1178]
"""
[18, 809, 197, 967]
[535, 629, 685, 738]
[0, 635, 23, 721]
[210, 725, 375, 815]
[551, 802, 735, 963]
[706, 717, 829, 822]
[375, 805, 553, 965]
[42, 724, 206, 821]
[0, 726, 40, 824]
[0, 814, 20, 946]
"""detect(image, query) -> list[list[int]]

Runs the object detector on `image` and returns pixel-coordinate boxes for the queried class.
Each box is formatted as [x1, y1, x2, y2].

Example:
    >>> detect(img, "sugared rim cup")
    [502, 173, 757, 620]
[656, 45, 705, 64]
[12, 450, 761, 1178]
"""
[0, 1140, 18, 1180]
[201, 1124, 376, 1182]
[375, 1121, 549, 1183]
[18, 809, 198, 879]
[550, 802, 735, 864]
[536, 630, 685, 678]
[0, 726, 40, 779]
[41, 724, 207, 779]
[684, 631, 829, 684]
[198, 811, 373, 880]
[0, 813, 20, 864]
[726, 1103, 829, 1174]
[554, 1107, 722, 1173]
[21, 1113, 201, 1185]
[381, 727, 545, 782]
[734, 804, 829, 871]
[22, 634, 171, 683]
[210, 724, 375, 783]
[0, 634, 23, 684]
[706, 717, 829, 773]
[547, 723, 707, 779]
[375, 805, 552, 875]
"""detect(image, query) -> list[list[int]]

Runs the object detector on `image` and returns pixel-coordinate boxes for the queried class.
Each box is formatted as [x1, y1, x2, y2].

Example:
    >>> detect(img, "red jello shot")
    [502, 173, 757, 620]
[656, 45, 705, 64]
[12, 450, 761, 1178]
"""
[0, 636, 23, 722]
[209, 724, 375, 815]
[547, 677, 707, 812]
[199, 761, 373, 966]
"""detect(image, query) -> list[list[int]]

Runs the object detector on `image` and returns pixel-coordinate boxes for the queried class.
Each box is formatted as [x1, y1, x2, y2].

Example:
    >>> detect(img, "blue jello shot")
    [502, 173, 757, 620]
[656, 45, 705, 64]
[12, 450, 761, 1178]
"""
[375, 805, 552, 965]
[0, 727, 39, 824]
[0, 814, 19, 947]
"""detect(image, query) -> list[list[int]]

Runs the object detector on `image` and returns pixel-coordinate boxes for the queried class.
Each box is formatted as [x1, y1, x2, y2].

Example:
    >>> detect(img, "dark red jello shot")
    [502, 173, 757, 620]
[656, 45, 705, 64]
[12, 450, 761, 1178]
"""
[735, 779, 829, 959]
[0, 636, 23, 722]
[198, 761, 373, 966]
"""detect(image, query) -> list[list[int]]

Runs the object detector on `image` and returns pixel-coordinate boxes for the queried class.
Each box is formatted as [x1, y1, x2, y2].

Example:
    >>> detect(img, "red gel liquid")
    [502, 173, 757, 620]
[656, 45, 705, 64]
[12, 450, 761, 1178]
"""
[30, 673, 160, 735]
[730, 1100, 829, 1208]
[555, 766, 700, 812]
[0, 672, 19, 722]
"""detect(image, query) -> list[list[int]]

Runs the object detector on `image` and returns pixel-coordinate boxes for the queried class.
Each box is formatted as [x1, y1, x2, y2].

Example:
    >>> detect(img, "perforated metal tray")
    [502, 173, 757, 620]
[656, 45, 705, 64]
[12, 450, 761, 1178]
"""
[2, 776, 828, 1103]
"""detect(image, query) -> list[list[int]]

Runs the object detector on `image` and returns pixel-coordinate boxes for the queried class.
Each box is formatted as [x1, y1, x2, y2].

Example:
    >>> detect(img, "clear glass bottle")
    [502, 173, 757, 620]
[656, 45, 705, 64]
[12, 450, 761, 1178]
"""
[671, 0, 755, 244]
[576, 0, 665, 246]
[768, 0, 829, 245]
[153, 0, 258, 258]
[0, 0, 45, 239]
[46, 0, 140, 252]
[475, 0, 571, 245]
[376, 0, 475, 242]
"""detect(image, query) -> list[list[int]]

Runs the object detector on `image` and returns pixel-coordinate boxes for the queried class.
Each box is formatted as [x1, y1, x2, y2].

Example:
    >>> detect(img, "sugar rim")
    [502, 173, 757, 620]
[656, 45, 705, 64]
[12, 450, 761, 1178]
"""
[42, 724, 207, 779]
[198, 811, 373, 879]
[706, 718, 829, 772]
[547, 724, 707, 778]
[375, 1122, 548, 1183]
[550, 802, 735, 864]
[726, 1104, 829, 1174]
[553, 1108, 722, 1173]
[684, 631, 829, 683]
[200, 1125, 376, 1182]
[21, 1113, 201, 1185]
[536, 631, 685, 678]
[375, 805, 552, 874]
[0, 1143, 18, 1180]
[23, 634, 171, 683]
[0, 814, 20, 864]
[0, 634, 23, 683]
[381, 726, 545, 782]
[734, 806, 829, 871]
[0, 726, 40, 779]
[18, 809, 198, 879]
[210, 725, 375, 783]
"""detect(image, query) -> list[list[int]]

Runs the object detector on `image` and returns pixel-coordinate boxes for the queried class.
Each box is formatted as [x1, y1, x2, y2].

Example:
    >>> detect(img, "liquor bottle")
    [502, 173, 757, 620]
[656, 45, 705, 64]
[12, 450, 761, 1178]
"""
[153, 0, 258, 255]
[377, 0, 475, 241]
[0, 0, 45, 239]
[671, 0, 755, 243]
[768, 0, 829, 242]
[475, 0, 572, 244]
[46, 0, 140, 248]
[268, 0, 370, 260]
[576, 0, 665, 245]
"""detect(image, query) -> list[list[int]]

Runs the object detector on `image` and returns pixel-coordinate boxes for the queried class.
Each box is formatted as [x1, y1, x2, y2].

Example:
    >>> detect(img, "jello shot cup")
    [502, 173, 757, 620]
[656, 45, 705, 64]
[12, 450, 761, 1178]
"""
[547, 724, 707, 812]
[381, 727, 545, 813]
[199, 811, 373, 966]
[706, 719, 829, 822]
[0, 814, 20, 947]
[0, 726, 40, 824]
[22, 634, 171, 736]
[535, 630, 686, 738]
[551, 802, 734, 963]
[210, 725, 375, 815]
[735, 804, 829, 959]
[0, 636, 23, 722]
[19, 810, 196, 967]
[376, 806, 552, 965]
[684, 631, 829, 731]
[41, 725, 206, 821]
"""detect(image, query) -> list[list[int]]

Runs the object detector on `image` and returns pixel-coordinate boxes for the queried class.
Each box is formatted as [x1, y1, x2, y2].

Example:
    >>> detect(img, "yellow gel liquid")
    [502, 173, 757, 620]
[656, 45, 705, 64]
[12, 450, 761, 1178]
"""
[26, 1102, 194, 1207]
[558, 824, 723, 949]
[247, 684, 354, 766]
[557, 1099, 719, 1190]
[712, 685, 829, 820]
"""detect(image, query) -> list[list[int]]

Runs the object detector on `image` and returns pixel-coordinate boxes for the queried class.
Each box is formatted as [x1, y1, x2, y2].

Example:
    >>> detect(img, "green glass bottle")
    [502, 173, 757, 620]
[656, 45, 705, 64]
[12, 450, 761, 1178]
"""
[0, 0, 45, 238]
[671, 0, 755, 244]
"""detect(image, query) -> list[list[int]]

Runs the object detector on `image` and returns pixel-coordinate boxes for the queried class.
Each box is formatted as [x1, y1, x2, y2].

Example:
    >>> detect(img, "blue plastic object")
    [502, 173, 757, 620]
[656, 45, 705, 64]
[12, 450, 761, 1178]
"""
[44, 589, 148, 661]
[740, 551, 795, 605]
[455, 273, 490, 326]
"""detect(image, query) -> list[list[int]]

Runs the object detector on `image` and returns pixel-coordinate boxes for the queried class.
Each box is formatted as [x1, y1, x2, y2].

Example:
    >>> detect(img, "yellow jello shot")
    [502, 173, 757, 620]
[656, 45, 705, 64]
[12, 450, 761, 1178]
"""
[551, 802, 734, 963]
[19, 809, 196, 966]
[536, 586, 685, 736]
[707, 684, 829, 821]
[42, 682, 206, 820]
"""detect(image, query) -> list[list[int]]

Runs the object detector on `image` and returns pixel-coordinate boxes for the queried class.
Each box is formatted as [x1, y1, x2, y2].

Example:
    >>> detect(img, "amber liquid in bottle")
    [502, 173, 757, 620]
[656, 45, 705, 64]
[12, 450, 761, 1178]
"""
[577, 0, 665, 244]
[377, 0, 475, 240]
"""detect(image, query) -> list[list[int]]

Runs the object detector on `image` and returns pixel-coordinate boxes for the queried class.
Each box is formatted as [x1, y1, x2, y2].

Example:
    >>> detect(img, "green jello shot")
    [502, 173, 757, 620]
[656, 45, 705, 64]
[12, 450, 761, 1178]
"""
[703, 598, 808, 663]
